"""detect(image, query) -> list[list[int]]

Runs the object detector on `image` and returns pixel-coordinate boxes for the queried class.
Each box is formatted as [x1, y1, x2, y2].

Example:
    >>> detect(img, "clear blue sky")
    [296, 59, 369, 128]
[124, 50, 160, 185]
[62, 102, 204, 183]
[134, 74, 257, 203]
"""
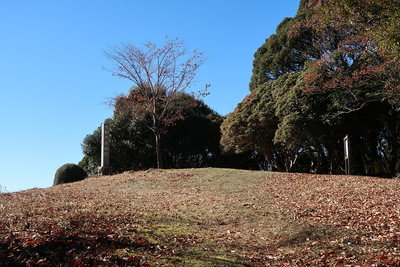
[0, 0, 300, 192]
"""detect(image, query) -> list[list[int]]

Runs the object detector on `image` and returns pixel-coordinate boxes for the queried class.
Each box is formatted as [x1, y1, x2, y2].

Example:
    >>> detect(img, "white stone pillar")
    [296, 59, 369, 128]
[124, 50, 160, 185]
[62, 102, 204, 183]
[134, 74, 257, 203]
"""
[98, 123, 112, 175]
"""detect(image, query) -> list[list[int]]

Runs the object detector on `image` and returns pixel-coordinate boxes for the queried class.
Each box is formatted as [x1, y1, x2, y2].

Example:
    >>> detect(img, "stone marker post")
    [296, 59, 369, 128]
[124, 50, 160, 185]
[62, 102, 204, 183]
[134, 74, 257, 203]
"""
[343, 135, 351, 175]
[98, 123, 112, 175]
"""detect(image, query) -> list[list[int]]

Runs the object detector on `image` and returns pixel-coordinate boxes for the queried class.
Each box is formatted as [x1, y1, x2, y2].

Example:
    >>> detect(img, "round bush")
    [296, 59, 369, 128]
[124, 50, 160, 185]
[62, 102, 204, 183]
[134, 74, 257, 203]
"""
[53, 163, 87, 186]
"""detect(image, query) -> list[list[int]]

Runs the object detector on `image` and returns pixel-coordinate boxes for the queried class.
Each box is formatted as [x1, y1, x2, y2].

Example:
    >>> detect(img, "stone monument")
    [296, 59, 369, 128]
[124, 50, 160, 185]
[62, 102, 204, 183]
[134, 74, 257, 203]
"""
[98, 123, 112, 175]
[343, 135, 351, 175]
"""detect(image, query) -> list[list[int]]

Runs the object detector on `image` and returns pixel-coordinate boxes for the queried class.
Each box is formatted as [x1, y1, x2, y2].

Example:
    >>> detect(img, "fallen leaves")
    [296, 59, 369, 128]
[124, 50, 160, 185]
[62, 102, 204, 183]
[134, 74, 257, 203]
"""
[2, 169, 400, 265]
[258, 173, 400, 265]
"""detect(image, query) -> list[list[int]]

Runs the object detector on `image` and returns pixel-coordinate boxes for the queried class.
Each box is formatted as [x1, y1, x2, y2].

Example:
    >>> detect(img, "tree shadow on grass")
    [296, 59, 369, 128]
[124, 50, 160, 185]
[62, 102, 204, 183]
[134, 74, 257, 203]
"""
[276, 224, 356, 248]
[0, 210, 254, 266]
[0, 231, 154, 266]
[0, 230, 252, 267]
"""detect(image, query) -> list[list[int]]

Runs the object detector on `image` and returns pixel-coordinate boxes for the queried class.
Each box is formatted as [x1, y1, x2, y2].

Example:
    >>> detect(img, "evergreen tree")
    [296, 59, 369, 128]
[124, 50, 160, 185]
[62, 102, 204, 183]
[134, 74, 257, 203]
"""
[81, 92, 262, 174]
[221, 0, 400, 176]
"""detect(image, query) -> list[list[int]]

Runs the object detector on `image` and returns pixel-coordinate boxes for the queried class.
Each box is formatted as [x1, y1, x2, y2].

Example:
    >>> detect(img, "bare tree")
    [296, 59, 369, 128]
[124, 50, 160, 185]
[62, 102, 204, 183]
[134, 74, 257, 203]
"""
[104, 37, 208, 169]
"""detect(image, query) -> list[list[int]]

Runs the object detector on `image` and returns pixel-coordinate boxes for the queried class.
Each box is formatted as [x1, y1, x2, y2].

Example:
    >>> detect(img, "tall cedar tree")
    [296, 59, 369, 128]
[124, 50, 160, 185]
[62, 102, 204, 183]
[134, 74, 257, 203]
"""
[300, 0, 400, 175]
[221, 0, 400, 176]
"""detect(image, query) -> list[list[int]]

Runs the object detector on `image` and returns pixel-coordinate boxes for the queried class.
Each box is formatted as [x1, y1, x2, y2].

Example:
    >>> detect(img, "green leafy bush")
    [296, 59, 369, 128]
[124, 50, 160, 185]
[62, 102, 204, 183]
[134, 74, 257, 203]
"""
[53, 163, 87, 186]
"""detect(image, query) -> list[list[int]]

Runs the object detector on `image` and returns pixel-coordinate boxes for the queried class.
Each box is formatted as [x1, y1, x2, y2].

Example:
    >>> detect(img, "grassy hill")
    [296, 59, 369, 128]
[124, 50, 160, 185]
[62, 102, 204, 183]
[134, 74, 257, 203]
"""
[1, 168, 400, 266]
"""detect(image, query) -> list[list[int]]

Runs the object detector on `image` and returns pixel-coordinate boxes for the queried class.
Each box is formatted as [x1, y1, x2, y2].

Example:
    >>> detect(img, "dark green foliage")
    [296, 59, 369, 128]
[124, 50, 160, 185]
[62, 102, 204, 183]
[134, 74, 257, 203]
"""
[319, 0, 400, 59]
[250, 17, 303, 89]
[79, 117, 154, 175]
[221, 0, 400, 177]
[80, 91, 262, 174]
[221, 82, 285, 171]
[53, 163, 87, 186]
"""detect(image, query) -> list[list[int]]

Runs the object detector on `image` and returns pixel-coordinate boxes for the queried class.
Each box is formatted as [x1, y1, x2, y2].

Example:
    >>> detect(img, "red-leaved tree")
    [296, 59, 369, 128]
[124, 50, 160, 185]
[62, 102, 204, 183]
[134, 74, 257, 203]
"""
[104, 37, 208, 169]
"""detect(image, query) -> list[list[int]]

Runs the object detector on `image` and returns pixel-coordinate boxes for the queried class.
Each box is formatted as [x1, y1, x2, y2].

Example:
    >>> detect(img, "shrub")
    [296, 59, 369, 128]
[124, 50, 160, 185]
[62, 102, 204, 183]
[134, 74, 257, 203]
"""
[53, 163, 87, 186]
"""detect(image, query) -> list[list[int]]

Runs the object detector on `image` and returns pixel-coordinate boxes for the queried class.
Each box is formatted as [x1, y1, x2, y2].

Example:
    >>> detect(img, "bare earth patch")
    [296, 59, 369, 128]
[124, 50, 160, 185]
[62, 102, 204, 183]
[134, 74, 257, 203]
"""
[1, 168, 400, 266]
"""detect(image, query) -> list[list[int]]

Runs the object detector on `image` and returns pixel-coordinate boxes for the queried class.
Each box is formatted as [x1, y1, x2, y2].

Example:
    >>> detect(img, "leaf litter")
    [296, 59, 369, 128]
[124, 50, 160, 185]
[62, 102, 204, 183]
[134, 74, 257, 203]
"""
[1, 168, 400, 266]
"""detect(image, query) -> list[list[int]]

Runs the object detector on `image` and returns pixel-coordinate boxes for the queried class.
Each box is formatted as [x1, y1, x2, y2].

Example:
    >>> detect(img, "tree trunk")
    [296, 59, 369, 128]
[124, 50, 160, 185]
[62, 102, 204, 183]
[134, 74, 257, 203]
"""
[154, 130, 164, 169]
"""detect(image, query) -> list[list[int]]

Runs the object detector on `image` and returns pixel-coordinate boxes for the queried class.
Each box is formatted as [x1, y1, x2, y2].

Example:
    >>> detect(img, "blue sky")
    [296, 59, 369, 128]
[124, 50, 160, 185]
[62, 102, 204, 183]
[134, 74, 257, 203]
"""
[0, 0, 300, 192]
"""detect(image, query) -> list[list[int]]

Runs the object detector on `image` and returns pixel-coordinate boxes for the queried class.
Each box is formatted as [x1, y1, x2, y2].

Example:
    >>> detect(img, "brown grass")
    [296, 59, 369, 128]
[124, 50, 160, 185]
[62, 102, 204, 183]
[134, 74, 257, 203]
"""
[1, 168, 400, 266]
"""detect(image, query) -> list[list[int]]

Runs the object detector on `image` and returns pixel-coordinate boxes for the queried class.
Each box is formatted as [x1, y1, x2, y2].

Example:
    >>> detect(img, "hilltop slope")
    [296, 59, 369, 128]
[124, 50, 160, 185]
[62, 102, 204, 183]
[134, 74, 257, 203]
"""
[1, 168, 400, 266]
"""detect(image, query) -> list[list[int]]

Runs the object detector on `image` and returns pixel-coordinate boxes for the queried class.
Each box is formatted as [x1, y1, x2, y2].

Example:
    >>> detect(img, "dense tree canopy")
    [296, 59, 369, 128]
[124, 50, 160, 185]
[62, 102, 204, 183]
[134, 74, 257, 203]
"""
[80, 91, 262, 175]
[310, 0, 400, 59]
[221, 0, 400, 176]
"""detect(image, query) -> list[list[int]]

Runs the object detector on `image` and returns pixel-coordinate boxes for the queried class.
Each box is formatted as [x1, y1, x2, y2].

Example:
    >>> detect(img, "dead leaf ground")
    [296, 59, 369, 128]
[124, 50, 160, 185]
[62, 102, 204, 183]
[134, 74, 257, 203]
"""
[1, 168, 400, 266]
